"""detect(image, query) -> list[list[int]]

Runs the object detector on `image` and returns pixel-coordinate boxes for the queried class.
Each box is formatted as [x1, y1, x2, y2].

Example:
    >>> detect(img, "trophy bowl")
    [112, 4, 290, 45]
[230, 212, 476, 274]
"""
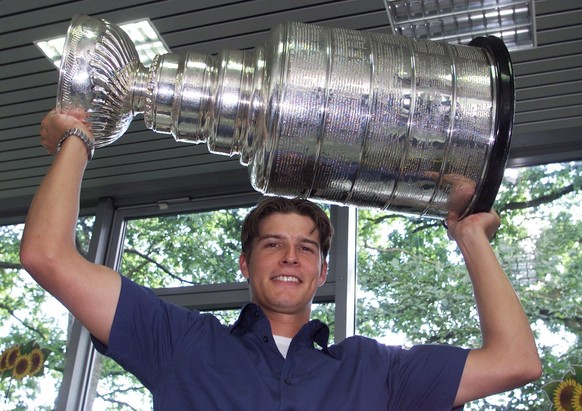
[57, 14, 144, 147]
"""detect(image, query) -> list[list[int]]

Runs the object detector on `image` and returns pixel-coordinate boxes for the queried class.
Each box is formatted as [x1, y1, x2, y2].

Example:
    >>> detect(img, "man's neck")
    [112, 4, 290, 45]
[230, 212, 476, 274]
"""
[263, 309, 310, 338]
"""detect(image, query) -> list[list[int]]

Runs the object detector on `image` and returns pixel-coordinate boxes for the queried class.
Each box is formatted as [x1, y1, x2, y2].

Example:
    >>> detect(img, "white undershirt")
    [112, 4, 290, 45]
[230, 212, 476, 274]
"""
[273, 335, 292, 358]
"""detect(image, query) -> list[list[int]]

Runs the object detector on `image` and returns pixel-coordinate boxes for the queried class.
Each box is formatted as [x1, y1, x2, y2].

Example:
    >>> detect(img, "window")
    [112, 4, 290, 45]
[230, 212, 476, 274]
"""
[119, 208, 252, 287]
[92, 205, 252, 409]
[0, 216, 94, 410]
[356, 161, 582, 409]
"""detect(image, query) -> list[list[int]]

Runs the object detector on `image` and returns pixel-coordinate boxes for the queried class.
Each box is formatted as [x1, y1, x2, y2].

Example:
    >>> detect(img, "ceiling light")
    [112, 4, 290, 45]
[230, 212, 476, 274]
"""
[36, 18, 170, 69]
[384, 0, 537, 50]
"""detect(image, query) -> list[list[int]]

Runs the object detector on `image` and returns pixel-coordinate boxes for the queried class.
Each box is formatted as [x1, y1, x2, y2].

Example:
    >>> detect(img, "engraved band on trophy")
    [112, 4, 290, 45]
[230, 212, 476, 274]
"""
[57, 15, 514, 219]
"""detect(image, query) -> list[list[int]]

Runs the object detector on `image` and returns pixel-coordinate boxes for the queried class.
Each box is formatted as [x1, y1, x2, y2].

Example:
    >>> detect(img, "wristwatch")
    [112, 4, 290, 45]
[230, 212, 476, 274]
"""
[57, 128, 95, 161]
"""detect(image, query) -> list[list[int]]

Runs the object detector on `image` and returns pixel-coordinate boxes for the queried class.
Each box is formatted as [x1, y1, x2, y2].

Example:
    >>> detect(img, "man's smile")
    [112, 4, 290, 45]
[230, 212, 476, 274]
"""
[272, 275, 301, 283]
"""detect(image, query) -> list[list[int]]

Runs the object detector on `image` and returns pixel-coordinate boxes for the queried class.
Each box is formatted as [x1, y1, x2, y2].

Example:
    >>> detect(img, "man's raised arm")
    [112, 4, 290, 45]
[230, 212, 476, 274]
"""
[20, 109, 121, 346]
[448, 210, 542, 407]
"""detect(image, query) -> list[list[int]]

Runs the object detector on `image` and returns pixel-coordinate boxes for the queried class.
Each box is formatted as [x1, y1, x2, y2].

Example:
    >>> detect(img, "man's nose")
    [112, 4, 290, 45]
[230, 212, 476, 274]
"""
[282, 247, 298, 264]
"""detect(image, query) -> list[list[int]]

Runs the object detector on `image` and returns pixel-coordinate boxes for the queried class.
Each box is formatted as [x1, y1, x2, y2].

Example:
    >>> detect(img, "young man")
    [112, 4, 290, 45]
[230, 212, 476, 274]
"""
[20, 109, 541, 410]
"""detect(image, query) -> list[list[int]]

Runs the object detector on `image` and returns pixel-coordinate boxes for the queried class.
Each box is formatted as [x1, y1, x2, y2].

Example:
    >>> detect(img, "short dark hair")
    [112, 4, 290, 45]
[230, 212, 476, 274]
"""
[241, 197, 334, 261]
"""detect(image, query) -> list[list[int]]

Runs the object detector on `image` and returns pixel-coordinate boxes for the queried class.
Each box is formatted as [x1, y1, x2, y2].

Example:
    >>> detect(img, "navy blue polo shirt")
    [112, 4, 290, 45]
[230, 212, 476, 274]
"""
[93, 275, 469, 410]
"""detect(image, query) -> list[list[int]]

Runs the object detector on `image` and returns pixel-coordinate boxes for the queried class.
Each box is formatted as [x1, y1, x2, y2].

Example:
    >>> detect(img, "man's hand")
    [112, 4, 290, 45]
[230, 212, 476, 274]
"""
[444, 209, 501, 243]
[39, 108, 93, 155]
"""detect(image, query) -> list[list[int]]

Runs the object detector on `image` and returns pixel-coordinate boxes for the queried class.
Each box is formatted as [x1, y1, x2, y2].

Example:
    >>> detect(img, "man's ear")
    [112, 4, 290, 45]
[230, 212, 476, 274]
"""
[239, 253, 250, 280]
[318, 261, 328, 287]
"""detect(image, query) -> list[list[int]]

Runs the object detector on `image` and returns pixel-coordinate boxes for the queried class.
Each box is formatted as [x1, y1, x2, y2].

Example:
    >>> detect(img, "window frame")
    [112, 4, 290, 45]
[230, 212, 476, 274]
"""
[56, 193, 358, 409]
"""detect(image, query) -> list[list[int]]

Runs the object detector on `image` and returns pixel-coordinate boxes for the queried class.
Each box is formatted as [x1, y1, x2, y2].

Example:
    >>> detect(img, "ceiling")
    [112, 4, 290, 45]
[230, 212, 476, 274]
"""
[1, 0, 581, 224]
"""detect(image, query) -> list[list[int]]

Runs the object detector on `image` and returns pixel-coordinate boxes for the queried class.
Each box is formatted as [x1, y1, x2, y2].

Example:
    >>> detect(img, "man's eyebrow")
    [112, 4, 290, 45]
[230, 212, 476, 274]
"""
[298, 238, 320, 248]
[257, 234, 283, 240]
[257, 234, 320, 248]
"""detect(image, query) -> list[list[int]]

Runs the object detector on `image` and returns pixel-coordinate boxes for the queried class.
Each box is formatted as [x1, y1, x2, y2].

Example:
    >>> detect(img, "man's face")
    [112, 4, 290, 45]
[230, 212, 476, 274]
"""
[239, 212, 328, 320]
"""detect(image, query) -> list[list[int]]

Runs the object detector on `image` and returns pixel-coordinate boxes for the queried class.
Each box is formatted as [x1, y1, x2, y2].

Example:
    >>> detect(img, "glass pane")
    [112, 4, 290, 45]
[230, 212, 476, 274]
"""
[92, 206, 250, 408]
[312, 302, 336, 344]
[0, 216, 94, 410]
[356, 161, 582, 409]
[210, 308, 242, 325]
[119, 207, 252, 287]
[92, 357, 152, 410]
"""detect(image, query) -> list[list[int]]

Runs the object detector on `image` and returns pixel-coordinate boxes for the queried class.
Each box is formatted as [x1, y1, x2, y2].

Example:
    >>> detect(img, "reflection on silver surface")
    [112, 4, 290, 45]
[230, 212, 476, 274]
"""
[58, 15, 142, 146]
[57, 15, 513, 219]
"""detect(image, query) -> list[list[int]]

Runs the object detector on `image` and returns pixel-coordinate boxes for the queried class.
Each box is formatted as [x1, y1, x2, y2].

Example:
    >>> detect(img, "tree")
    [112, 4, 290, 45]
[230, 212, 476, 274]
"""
[356, 161, 582, 410]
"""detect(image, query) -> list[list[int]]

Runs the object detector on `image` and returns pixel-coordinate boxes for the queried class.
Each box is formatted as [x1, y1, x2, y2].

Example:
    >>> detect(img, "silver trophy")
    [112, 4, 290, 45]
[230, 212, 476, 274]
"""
[57, 15, 513, 219]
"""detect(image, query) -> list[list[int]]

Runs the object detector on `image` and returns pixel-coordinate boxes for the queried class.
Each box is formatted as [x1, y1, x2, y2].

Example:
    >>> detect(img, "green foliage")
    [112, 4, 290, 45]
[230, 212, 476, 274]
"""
[312, 303, 336, 342]
[120, 208, 250, 287]
[356, 211, 479, 346]
[356, 162, 582, 409]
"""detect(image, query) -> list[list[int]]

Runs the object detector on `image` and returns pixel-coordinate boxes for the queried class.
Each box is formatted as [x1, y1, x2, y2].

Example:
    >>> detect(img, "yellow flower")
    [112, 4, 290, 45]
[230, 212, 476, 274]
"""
[28, 348, 45, 376]
[12, 354, 32, 380]
[3, 345, 21, 370]
[0, 349, 9, 372]
[572, 383, 582, 411]
[554, 379, 578, 411]
[0, 341, 51, 381]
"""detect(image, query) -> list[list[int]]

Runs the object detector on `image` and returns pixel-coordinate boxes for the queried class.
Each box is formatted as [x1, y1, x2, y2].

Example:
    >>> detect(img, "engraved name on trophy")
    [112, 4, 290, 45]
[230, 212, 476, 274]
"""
[57, 15, 513, 219]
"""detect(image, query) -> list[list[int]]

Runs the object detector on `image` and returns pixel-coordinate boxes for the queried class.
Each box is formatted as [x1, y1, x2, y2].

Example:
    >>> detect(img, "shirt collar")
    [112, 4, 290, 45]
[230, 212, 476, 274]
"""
[230, 303, 331, 352]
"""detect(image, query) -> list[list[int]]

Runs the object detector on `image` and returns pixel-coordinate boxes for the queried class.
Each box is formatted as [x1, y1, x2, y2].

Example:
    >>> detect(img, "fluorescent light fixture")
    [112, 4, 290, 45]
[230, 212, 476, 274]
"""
[384, 0, 537, 50]
[36, 18, 170, 69]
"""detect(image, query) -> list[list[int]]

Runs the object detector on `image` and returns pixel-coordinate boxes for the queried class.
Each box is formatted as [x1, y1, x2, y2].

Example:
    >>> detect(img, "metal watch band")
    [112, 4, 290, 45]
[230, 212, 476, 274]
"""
[57, 128, 95, 161]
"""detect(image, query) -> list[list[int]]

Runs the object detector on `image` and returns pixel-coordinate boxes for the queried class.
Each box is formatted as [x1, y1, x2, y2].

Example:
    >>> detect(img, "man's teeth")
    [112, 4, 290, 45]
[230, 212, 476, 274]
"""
[274, 276, 299, 283]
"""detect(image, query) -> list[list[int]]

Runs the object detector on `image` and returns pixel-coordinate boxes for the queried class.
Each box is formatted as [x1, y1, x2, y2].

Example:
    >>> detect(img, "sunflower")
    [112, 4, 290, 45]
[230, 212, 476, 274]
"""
[4, 345, 21, 370]
[0, 348, 9, 372]
[554, 379, 578, 411]
[12, 354, 32, 380]
[572, 383, 582, 411]
[28, 348, 45, 376]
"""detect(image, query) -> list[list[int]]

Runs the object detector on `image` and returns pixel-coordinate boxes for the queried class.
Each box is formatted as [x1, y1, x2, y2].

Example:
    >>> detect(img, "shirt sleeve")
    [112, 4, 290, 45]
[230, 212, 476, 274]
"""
[91, 275, 204, 390]
[386, 344, 470, 411]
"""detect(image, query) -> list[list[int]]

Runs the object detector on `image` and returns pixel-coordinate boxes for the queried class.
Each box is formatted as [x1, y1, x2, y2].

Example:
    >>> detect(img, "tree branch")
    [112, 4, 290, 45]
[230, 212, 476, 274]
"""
[0, 302, 47, 340]
[123, 248, 196, 285]
[0, 261, 21, 270]
[96, 393, 139, 411]
[369, 213, 407, 225]
[538, 308, 582, 334]
[361, 240, 440, 266]
[97, 385, 147, 411]
[501, 182, 581, 211]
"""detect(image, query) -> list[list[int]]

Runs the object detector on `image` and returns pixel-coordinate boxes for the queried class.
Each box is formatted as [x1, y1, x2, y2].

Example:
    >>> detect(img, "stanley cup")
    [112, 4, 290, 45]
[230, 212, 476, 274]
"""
[57, 15, 514, 219]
